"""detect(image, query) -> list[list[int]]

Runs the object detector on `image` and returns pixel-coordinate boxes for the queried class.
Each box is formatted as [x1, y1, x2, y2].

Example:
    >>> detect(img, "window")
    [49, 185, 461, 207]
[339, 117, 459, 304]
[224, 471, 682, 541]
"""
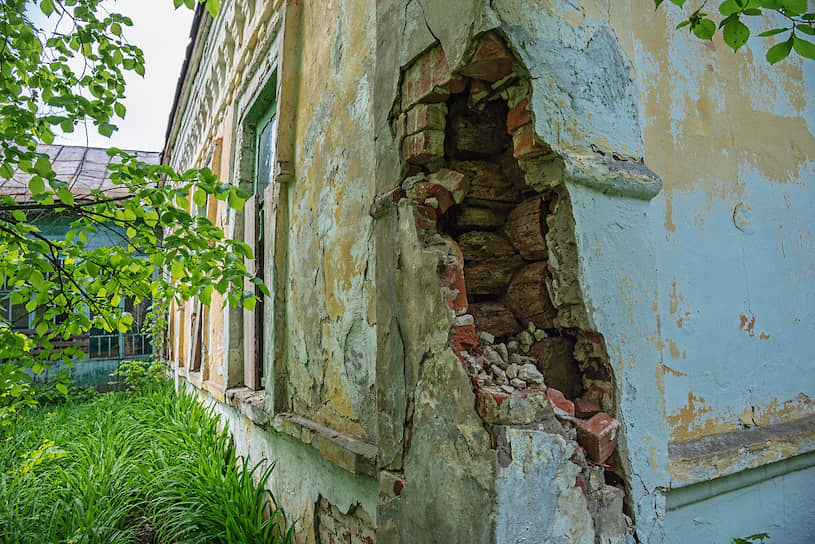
[242, 107, 276, 391]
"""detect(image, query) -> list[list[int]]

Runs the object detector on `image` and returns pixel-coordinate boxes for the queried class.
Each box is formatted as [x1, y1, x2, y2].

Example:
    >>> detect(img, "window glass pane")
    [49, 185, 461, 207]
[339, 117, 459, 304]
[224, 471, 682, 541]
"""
[256, 115, 277, 196]
[11, 301, 29, 329]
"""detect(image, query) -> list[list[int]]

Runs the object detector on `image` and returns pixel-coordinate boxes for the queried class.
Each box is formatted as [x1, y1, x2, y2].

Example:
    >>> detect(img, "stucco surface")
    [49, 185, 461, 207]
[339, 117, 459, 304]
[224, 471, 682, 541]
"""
[282, 0, 378, 441]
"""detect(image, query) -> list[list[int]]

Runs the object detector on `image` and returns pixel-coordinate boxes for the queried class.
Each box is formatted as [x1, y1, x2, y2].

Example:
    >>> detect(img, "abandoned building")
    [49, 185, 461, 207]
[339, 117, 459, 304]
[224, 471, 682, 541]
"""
[1, 144, 157, 386]
[162, 1, 815, 542]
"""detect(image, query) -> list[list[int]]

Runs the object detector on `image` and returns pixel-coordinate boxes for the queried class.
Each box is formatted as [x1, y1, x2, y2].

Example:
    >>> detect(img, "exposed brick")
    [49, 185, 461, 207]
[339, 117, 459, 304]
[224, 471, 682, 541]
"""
[468, 78, 492, 109]
[575, 397, 602, 419]
[401, 45, 454, 109]
[451, 323, 478, 351]
[545, 387, 575, 416]
[428, 169, 469, 203]
[506, 98, 532, 133]
[402, 130, 444, 165]
[475, 387, 509, 424]
[586, 383, 613, 410]
[513, 124, 551, 160]
[416, 204, 437, 230]
[369, 187, 405, 218]
[460, 32, 513, 82]
[406, 103, 447, 135]
[440, 263, 468, 316]
[577, 412, 620, 463]
[575, 474, 587, 496]
[407, 181, 454, 212]
[392, 113, 407, 144]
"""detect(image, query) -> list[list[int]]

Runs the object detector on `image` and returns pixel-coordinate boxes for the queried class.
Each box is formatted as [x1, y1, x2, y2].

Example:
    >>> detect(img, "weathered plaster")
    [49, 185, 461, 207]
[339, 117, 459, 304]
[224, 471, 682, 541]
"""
[494, 428, 594, 544]
[378, 349, 496, 543]
[194, 383, 379, 544]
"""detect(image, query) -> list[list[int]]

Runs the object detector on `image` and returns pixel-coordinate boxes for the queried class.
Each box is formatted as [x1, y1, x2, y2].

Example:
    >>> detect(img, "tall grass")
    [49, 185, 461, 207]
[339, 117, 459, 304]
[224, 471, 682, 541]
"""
[0, 381, 294, 544]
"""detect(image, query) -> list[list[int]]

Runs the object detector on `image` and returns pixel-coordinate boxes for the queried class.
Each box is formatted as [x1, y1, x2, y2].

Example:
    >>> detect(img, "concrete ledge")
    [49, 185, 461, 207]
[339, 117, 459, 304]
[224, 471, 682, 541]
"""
[668, 413, 815, 487]
[667, 450, 815, 510]
[564, 152, 662, 201]
[224, 386, 378, 478]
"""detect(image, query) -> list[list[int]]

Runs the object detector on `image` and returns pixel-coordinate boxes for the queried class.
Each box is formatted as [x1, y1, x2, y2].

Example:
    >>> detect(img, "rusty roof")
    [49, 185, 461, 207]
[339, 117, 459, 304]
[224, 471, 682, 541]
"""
[0, 144, 161, 203]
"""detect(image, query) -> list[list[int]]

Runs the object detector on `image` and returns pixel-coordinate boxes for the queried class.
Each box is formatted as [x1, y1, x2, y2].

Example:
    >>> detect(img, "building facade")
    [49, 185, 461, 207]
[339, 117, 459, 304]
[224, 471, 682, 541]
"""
[1, 144, 156, 387]
[163, 1, 815, 542]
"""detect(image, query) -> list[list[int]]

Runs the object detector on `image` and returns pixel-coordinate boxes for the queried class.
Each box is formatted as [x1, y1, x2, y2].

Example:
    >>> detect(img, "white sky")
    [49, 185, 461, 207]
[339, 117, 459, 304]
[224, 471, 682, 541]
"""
[49, 1, 195, 152]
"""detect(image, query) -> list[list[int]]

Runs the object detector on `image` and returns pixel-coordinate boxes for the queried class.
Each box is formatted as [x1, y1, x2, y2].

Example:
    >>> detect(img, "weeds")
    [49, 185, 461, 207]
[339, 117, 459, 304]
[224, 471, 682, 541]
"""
[0, 381, 294, 544]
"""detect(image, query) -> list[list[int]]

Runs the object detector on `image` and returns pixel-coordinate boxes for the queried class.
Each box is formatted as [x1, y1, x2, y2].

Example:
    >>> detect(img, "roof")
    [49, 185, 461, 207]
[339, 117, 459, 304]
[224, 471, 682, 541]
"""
[0, 144, 161, 203]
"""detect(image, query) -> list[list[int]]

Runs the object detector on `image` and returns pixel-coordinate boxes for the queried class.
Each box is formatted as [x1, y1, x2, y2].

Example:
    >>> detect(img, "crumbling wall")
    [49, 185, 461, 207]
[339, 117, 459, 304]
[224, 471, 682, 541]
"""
[375, 32, 636, 543]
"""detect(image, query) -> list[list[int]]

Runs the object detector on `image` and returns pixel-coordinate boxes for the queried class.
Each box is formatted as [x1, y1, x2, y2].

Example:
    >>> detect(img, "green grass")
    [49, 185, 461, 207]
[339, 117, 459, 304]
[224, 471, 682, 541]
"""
[0, 380, 294, 544]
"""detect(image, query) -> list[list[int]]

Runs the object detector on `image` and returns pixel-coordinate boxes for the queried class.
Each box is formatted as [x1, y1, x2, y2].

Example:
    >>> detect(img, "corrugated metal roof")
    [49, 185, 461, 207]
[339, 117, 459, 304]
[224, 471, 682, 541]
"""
[0, 144, 161, 203]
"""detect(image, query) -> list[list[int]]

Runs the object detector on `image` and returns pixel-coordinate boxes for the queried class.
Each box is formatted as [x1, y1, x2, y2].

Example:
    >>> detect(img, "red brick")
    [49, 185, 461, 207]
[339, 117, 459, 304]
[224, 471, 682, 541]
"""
[408, 181, 454, 212]
[575, 474, 587, 496]
[402, 130, 444, 164]
[416, 204, 437, 230]
[506, 98, 532, 133]
[401, 44, 454, 108]
[577, 412, 620, 463]
[369, 187, 405, 218]
[440, 262, 468, 316]
[406, 103, 447, 135]
[575, 397, 602, 419]
[545, 387, 575, 416]
[451, 323, 478, 351]
[475, 386, 510, 424]
[586, 383, 613, 410]
[512, 124, 551, 159]
[460, 32, 513, 82]
[429, 169, 469, 204]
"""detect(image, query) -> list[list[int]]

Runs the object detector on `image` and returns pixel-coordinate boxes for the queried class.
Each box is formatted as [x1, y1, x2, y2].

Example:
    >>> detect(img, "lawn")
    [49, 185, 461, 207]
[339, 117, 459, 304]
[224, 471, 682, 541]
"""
[0, 372, 294, 544]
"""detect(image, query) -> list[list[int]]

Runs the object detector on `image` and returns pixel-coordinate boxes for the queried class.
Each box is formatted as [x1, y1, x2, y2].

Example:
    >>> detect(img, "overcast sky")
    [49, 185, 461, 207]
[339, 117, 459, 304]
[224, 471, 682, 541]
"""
[52, 1, 194, 152]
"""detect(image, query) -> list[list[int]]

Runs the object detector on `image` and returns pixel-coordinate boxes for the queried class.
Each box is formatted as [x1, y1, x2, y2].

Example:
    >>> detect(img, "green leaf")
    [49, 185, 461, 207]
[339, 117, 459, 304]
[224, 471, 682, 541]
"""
[12, 209, 26, 222]
[36, 321, 48, 336]
[676, 20, 691, 29]
[228, 187, 246, 210]
[114, 102, 126, 118]
[206, 0, 221, 18]
[111, 22, 122, 36]
[758, 28, 791, 37]
[723, 19, 750, 51]
[792, 35, 815, 59]
[797, 24, 815, 36]
[759, 0, 782, 7]
[32, 363, 44, 375]
[767, 37, 793, 63]
[40, 0, 54, 16]
[34, 157, 51, 176]
[243, 297, 256, 311]
[781, 0, 807, 16]
[56, 383, 69, 395]
[200, 284, 213, 305]
[99, 123, 116, 137]
[193, 188, 207, 208]
[57, 187, 74, 206]
[743, 8, 762, 14]
[693, 18, 717, 40]
[0, 163, 12, 179]
[29, 176, 45, 195]
[719, 0, 741, 16]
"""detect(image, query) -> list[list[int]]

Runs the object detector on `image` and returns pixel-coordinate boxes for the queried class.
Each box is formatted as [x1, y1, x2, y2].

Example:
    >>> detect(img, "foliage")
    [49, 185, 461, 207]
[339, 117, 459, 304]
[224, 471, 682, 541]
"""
[733, 533, 771, 543]
[655, 0, 815, 64]
[109, 358, 166, 390]
[0, 0, 265, 407]
[0, 382, 295, 543]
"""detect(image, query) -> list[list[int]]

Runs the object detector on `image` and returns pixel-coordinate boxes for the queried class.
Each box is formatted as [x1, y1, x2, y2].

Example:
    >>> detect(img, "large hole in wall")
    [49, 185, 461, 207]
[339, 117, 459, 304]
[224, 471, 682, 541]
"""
[391, 33, 634, 537]
[439, 93, 585, 399]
